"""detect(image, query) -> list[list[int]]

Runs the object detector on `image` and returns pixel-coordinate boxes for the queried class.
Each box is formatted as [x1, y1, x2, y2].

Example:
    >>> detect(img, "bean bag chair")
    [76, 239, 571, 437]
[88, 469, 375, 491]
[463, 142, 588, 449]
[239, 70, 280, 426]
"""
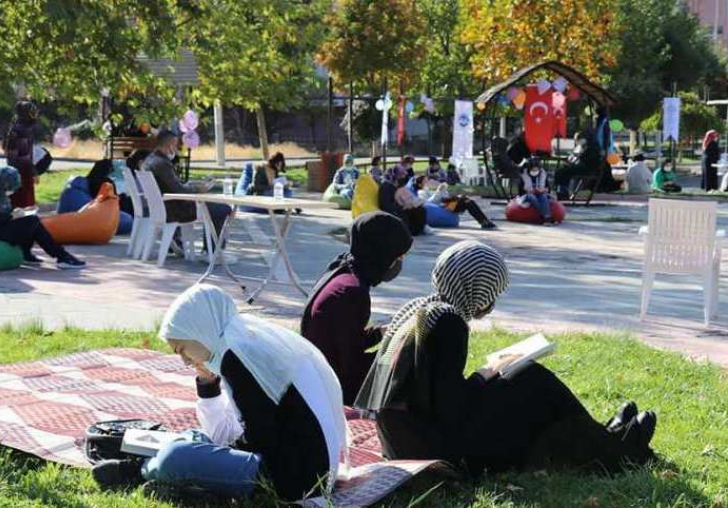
[323, 183, 352, 210]
[424, 202, 460, 228]
[0, 241, 22, 271]
[117, 211, 133, 235]
[57, 176, 92, 214]
[42, 182, 120, 244]
[352, 174, 380, 218]
[505, 199, 567, 224]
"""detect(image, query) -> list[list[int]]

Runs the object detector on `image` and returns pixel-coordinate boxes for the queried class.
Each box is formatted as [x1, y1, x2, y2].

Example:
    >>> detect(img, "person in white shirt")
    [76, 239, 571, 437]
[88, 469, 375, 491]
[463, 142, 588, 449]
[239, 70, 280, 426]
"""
[625, 152, 652, 195]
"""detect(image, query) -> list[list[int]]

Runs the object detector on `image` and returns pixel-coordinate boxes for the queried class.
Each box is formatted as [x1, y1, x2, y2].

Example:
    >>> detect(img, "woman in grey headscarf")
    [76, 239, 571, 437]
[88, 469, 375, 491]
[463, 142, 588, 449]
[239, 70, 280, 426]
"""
[356, 240, 657, 476]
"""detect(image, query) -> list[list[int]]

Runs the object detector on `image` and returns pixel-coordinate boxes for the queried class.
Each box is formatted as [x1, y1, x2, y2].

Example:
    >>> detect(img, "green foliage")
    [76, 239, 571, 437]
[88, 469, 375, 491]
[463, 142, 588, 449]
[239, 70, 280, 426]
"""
[607, 0, 726, 128]
[1, 326, 728, 507]
[639, 92, 725, 138]
[188, 0, 330, 111]
[318, 0, 428, 90]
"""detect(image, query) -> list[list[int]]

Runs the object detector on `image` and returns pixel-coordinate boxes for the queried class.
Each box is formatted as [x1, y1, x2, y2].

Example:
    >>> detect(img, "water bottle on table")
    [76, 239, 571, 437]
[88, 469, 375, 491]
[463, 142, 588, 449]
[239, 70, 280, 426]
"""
[274, 179, 285, 200]
[223, 176, 234, 196]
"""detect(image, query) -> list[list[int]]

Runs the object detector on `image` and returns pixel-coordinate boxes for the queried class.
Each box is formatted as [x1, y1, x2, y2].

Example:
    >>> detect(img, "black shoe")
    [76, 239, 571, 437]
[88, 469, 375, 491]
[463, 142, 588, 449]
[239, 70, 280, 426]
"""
[22, 253, 43, 265]
[620, 411, 657, 465]
[606, 401, 638, 433]
[92, 459, 144, 488]
[636, 411, 657, 447]
[57, 253, 86, 270]
[481, 221, 497, 230]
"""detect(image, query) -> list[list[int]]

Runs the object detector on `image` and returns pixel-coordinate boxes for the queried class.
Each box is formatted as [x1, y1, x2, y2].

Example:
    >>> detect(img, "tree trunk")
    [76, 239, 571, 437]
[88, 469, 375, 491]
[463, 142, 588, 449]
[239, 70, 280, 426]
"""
[256, 105, 270, 161]
[233, 107, 245, 145]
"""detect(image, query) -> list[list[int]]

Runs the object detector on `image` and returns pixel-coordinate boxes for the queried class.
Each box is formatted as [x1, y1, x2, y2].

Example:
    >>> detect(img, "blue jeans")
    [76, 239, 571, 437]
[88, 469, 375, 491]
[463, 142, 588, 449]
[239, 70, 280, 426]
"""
[142, 433, 262, 497]
[524, 193, 551, 219]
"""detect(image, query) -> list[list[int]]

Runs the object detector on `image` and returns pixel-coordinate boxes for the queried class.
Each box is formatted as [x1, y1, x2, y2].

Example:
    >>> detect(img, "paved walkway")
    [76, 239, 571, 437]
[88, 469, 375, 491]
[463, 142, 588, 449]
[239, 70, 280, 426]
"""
[1, 200, 727, 367]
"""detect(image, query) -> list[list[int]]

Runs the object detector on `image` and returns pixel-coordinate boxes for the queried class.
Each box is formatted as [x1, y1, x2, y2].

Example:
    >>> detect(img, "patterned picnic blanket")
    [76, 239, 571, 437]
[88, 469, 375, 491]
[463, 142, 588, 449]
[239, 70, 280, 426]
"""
[0, 348, 438, 507]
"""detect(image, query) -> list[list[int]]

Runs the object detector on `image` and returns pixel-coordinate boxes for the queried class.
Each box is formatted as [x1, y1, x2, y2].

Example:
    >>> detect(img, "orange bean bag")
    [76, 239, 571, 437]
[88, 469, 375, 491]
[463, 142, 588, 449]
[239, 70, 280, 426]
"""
[505, 198, 567, 224]
[42, 182, 120, 244]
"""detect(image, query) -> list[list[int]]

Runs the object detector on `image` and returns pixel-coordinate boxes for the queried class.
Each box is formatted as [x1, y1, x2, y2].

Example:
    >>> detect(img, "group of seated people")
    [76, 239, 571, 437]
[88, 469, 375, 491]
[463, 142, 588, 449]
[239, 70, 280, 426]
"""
[626, 153, 681, 194]
[92, 211, 659, 502]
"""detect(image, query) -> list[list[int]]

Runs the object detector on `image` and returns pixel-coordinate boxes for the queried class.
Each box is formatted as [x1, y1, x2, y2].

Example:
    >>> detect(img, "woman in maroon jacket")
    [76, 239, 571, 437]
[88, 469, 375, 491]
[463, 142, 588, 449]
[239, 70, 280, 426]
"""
[301, 212, 413, 405]
[3, 101, 39, 208]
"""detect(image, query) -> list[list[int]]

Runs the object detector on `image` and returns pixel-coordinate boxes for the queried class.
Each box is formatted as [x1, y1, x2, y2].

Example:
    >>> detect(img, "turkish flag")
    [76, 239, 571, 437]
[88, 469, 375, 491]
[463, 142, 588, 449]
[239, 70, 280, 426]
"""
[524, 85, 554, 154]
[552, 91, 567, 138]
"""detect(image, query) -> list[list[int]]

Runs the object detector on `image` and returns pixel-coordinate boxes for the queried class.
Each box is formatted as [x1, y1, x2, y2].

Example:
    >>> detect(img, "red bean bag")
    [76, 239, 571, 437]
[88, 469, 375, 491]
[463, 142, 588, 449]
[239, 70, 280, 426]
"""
[505, 199, 567, 224]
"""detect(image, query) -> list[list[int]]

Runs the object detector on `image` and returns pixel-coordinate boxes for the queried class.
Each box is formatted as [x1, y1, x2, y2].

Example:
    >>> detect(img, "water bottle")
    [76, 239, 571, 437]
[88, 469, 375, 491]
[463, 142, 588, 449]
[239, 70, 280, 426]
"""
[274, 180, 284, 201]
[223, 176, 233, 196]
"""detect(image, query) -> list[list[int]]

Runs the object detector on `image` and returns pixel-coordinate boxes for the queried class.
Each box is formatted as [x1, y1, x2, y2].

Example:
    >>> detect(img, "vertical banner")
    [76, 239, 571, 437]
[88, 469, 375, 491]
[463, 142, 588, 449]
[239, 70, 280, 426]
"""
[397, 96, 406, 146]
[452, 100, 474, 159]
[380, 92, 391, 147]
[524, 85, 555, 153]
[663, 97, 681, 142]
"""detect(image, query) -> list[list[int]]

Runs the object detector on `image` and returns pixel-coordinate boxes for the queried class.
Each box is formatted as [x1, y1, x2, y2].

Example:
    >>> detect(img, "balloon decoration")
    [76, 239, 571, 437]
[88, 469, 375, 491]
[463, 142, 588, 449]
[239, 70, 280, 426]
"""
[102, 121, 112, 136]
[405, 101, 415, 113]
[506, 87, 520, 101]
[607, 152, 622, 165]
[536, 79, 552, 96]
[476, 101, 487, 111]
[182, 131, 200, 149]
[513, 90, 527, 110]
[567, 87, 581, 101]
[179, 109, 200, 149]
[375, 99, 385, 111]
[552, 77, 569, 93]
[53, 128, 73, 149]
[140, 122, 151, 135]
[609, 119, 625, 132]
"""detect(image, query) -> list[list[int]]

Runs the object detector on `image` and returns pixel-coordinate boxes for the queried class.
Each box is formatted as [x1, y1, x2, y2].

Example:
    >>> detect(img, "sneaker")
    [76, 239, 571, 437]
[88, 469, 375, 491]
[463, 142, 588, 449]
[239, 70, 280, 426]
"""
[92, 459, 144, 488]
[480, 221, 497, 230]
[22, 253, 43, 265]
[57, 253, 86, 270]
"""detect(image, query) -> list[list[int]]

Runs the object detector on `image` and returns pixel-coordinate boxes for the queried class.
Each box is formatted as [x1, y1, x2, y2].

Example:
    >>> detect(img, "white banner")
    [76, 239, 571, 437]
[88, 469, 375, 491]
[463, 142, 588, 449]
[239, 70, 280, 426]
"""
[380, 92, 391, 146]
[452, 100, 474, 158]
[663, 97, 681, 142]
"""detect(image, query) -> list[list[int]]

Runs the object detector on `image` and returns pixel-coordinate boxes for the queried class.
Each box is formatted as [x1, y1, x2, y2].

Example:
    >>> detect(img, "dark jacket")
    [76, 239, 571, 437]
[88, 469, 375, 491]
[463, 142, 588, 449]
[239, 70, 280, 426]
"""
[141, 151, 198, 223]
[202, 351, 330, 501]
[702, 141, 721, 191]
[378, 181, 405, 217]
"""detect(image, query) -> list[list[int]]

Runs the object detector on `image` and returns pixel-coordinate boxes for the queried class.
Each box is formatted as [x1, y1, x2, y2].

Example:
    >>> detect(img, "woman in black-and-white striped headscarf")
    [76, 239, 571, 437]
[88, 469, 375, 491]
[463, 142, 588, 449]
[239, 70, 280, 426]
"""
[356, 240, 657, 476]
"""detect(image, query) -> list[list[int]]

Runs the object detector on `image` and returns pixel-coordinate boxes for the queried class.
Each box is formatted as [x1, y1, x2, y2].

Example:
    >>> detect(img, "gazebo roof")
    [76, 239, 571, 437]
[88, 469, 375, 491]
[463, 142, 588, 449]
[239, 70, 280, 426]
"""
[475, 61, 616, 108]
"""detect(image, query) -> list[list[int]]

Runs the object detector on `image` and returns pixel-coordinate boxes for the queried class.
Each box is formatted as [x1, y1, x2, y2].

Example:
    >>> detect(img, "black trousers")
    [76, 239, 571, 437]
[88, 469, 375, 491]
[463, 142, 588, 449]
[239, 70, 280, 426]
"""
[451, 197, 489, 225]
[403, 207, 427, 236]
[0, 216, 65, 259]
[702, 164, 718, 191]
[464, 363, 644, 474]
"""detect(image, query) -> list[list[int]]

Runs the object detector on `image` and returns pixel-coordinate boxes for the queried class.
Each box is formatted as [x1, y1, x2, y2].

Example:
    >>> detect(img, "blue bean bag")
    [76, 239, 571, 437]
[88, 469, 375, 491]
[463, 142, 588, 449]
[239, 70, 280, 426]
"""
[424, 202, 460, 228]
[57, 176, 92, 214]
[117, 211, 133, 235]
[0, 241, 22, 271]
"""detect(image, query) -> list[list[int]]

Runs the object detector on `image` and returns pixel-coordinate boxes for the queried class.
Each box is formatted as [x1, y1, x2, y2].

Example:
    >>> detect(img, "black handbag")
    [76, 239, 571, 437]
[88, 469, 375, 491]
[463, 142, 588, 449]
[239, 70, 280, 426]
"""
[84, 419, 166, 464]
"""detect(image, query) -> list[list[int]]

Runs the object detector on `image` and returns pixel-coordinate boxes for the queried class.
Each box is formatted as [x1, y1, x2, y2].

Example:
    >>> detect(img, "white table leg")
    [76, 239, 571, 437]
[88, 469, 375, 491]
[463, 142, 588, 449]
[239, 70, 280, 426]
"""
[196, 206, 246, 293]
[246, 210, 306, 304]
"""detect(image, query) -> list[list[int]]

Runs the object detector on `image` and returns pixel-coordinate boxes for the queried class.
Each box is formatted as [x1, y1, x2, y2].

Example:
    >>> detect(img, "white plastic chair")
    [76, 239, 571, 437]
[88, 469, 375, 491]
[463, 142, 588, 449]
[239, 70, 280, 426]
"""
[459, 158, 481, 186]
[639, 198, 724, 326]
[136, 171, 197, 267]
[122, 167, 149, 259]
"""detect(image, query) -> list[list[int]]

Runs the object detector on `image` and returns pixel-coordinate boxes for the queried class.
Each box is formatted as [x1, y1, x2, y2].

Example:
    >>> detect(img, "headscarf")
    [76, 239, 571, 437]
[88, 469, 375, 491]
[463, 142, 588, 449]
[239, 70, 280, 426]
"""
[87, 159, 115, 199]
[703, 130, 719, 150]
[343, 154, 355, 167]
[159, 284, 349, 489]
[0, 166, 21, 220]
[355, 241, 510, 412]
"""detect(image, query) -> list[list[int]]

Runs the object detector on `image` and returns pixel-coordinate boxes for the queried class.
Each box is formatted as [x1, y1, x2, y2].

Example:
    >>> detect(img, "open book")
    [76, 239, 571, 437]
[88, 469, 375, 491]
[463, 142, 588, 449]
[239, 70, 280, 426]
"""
[485, 333, 556, 378]
[120, 429, 188, 458]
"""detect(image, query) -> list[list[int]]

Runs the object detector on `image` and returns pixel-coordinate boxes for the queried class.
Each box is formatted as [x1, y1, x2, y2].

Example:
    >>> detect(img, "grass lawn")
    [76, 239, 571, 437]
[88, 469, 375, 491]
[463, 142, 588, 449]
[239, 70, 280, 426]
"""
[0, 324, 727, 508]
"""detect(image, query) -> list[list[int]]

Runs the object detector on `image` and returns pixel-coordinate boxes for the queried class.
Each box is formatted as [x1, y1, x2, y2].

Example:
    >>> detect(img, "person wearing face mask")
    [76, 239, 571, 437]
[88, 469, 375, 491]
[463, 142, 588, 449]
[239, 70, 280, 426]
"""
[93, 284, 348, 502]
[332, 154, 360, 200]
[652, 159, 681, 193]
[356, 241, 657, 476]
[0, 166, 85, 268]
[518, 157, 554, 224]
[301, 212, 413, 404]
[142, 130, 232, 246]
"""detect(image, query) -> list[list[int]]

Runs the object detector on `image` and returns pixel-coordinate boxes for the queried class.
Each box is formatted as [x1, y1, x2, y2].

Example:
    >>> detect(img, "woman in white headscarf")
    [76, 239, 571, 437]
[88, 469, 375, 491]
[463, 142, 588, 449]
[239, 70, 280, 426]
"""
[356, 241, 657, 476]
[94, 284, 348, 501]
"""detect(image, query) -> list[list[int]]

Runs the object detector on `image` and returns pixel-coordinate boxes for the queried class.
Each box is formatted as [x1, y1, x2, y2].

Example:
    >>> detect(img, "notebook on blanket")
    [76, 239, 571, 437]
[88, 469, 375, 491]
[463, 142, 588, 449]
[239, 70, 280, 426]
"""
[0, 348, 440, 508]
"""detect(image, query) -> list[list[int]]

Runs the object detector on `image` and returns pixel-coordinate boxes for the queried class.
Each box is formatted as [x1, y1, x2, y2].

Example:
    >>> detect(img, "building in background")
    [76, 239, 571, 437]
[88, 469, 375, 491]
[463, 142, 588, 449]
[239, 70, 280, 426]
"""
[686, 0, 728, 49]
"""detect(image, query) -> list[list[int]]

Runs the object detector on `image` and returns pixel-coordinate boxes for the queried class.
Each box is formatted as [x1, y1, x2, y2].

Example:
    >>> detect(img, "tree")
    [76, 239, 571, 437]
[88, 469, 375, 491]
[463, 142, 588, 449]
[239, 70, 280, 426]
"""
[640, 92, 725, 140]
[188, 0, 330, 159]
[0, 0, 186, 119]
[605, 0, 727, 128]
[460, 0, 619, 83]
[317, 0, 427, 91]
